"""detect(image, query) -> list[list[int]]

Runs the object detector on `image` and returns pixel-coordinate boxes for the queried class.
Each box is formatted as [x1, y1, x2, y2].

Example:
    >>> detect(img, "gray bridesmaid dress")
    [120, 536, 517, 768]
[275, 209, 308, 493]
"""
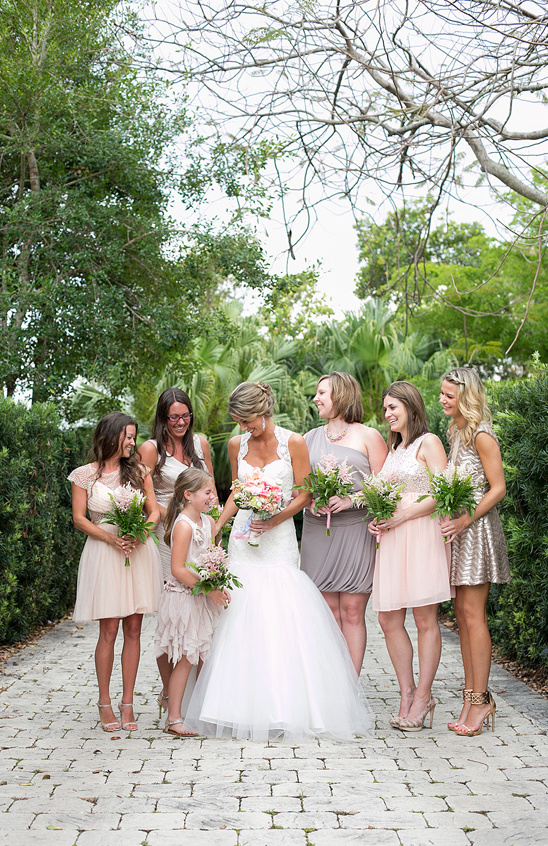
[300, 426, 376, 593]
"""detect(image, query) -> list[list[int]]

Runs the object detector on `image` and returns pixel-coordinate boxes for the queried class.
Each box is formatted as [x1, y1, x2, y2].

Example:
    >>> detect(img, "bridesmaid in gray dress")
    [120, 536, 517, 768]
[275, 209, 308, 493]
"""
[439, 368, 510, 737]
[139, 388, 216, 716]
[300, 372, 387, 674]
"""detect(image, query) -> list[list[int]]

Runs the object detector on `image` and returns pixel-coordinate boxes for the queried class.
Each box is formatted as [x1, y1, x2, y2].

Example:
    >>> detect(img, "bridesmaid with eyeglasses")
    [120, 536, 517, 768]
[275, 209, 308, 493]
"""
[139, 387, 216, 718]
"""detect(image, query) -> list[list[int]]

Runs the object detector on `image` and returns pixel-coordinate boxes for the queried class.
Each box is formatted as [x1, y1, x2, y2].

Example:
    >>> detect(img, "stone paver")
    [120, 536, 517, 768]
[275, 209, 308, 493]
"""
[2, 609, 548, 846]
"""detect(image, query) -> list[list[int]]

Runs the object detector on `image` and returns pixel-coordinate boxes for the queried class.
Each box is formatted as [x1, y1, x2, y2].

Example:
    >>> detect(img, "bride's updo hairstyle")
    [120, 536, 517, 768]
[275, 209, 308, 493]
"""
[443, 367, 491, 448]
[382, 381, 428, 451]
[319, 372, 363, 423]
[228, 381, 275, 421]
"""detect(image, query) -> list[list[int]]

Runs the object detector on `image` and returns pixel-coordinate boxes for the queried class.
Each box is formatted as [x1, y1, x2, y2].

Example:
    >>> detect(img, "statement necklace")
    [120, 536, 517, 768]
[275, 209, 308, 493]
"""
[325, 424, 349, 442]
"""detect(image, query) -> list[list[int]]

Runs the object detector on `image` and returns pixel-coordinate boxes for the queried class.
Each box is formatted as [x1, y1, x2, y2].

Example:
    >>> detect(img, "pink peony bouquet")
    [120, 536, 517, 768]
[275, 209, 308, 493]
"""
[188, 543, 242, 595]
[296, 453, 355, 536]
[232, 468, 284, 546]
[101, 483, 159, 566]
[353, 475, 405, 548]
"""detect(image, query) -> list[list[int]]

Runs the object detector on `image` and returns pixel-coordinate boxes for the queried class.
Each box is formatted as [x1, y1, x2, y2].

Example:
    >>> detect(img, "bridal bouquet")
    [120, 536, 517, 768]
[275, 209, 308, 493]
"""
[353, 475, 405, 548]
[232, 468, 284, 546]
[188, 543, 242, 595]
[297, 453, 355, 536]
[101, 483, 159, 566]
[418, 463, 479, 541]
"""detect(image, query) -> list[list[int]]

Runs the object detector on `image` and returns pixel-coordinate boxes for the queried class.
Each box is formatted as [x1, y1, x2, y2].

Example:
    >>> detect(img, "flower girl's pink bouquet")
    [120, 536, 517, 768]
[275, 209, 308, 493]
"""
[232, 468, 284, 546]
[188, 543, 242, 595]
[101, 483, 158, 565]
[296, 453, 355, 536]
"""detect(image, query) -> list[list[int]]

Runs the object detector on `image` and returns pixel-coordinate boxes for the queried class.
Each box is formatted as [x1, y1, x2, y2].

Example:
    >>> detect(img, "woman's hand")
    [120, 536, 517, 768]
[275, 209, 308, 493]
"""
[328, 495, 352, 513]
[110, 533, 137, 554]
[249, 516, 277, 534]
[209, 588, 231, 608]
[440, 512, 473, 542]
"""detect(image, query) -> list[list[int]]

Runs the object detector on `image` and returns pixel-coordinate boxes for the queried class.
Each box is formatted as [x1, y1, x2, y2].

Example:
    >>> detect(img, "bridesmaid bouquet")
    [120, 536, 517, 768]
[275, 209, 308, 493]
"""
[297, 453, 355, 536]
[418, 463, 479, 541]
[353, 476, 405, 548]
[101, 483, 159, 566]
[188, 543, 243, 595]
[232, 468, 284, 546]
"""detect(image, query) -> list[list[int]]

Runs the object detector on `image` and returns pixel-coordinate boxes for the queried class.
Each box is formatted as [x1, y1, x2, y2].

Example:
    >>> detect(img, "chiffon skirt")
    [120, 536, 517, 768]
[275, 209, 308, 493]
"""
[73, 524, 163, 621]
[184, 530, 375, 742]
[372, 494, 452, 612]
[154, 582, 222, 666]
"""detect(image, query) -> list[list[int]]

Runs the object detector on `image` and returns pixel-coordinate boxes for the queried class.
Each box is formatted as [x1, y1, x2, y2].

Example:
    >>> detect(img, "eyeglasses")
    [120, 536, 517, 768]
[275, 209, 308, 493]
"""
[167, 413, 192, 422]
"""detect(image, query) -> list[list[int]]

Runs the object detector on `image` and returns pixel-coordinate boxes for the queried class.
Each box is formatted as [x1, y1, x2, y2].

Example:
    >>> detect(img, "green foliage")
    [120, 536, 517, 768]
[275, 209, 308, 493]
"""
[487, 370, 548, 668]
[0, 398, 88, 643]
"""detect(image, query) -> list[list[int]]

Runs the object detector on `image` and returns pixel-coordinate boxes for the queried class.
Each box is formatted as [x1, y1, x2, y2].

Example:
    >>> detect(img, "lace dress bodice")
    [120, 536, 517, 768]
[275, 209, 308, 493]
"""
[68, 464, 125, 524]
[231, 426, 299, 569]
[379, 433, 432, 495]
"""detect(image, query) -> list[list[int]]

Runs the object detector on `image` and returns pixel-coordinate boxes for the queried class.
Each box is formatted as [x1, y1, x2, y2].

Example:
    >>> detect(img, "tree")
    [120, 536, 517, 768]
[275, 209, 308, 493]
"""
[0, 0, 271, 403]
[149, 0, 548, 237]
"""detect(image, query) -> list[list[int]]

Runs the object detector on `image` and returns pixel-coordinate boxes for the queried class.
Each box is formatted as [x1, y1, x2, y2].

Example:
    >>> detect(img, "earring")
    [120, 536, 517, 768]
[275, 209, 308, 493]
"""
[262, 416, 266, 432]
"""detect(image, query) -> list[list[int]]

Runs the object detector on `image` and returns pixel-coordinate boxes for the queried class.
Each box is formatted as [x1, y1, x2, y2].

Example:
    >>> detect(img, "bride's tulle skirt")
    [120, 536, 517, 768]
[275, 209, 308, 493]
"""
[184, 554, 375, 742]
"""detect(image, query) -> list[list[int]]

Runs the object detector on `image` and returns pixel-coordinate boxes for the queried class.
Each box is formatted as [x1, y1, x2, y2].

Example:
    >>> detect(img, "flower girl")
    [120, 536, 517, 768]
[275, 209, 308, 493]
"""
[154, 468, 230, 737]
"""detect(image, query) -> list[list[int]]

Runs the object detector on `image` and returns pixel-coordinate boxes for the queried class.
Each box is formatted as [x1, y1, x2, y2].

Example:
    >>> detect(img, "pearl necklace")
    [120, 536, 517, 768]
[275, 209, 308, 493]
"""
[325, 424, 348, 442]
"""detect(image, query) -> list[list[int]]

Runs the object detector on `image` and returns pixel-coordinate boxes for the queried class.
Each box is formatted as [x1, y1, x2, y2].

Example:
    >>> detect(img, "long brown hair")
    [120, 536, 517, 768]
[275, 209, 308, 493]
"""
[91, 411, 145, 490]
[383, 381, 428, 451]
[151, 388, 201, 478]
[163, 467, 213, 547]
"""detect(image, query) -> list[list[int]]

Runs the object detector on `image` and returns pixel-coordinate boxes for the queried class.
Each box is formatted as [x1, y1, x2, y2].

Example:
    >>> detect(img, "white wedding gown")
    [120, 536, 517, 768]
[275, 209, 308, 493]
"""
[185, 426, 375, 741]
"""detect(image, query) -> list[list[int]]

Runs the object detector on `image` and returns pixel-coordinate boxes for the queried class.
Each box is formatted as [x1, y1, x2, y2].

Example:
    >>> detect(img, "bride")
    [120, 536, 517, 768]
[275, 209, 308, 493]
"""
[184, 381, 374, 741]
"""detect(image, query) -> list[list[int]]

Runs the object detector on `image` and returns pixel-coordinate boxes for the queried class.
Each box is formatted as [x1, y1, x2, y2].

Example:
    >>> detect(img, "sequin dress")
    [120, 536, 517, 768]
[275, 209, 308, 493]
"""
[154, 513, 223, 666]
[371, 434, 452, 612]
[449, 422, 510, 586]
[69, 464, 162, 621]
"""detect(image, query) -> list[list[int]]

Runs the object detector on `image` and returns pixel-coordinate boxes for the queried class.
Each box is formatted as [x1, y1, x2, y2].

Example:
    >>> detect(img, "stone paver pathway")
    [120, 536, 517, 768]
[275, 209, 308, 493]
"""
[2, 608, 548, 846]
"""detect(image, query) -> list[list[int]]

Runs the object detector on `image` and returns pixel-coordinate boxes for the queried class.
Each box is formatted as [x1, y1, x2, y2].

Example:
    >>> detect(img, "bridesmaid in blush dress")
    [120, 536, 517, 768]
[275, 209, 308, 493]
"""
[439, 368, 509, 737]
[70, 412, 162, 732]
[139, 388, 216, 718]
[369, 382, 451, 732]
[300, 372, 387, 674]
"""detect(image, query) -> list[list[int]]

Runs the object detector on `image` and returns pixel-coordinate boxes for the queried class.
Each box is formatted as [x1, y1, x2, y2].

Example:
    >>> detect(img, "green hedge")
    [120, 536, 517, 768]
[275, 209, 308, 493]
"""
[426, 371, 548, 669]
[0, 398, 89, 643]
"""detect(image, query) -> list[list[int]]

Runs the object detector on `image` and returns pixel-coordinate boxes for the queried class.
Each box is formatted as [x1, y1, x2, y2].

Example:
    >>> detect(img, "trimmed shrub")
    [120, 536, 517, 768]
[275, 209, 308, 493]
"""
[0, 399, 89, 643]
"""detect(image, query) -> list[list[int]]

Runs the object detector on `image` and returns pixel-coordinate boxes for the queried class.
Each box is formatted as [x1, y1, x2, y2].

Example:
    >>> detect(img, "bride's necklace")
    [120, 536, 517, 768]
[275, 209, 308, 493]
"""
[325, 423, 348, 442]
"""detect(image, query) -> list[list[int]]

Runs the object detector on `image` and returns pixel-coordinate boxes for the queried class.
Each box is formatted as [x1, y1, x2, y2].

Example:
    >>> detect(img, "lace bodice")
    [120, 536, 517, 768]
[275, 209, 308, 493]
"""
[379, 434, 432, 494]
[68, 464, 123, 524]
[237, 426, 294, 502]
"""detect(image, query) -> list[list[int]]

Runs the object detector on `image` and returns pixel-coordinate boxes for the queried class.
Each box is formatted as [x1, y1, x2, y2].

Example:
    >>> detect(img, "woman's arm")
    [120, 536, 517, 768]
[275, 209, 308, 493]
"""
[138, 440, 166, 518]
[142, 471, 160, 530]
[329, 426, 388, 513]
[214, 437, 240, 534]
[250, 433, 312, 531]
[441, 431, 506, 542]
[71, 483, 130, 552]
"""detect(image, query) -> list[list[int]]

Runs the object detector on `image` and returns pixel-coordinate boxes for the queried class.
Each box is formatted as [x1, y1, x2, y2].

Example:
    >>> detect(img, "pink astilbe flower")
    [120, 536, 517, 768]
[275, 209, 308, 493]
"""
[296, 453, 356, 536]
[188, 543, 243, 595]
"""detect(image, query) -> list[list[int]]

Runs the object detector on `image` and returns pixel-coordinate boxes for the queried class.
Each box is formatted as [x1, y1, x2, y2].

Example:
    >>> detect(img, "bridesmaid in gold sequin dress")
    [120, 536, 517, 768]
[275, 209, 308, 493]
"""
[440, 368, 510, 737]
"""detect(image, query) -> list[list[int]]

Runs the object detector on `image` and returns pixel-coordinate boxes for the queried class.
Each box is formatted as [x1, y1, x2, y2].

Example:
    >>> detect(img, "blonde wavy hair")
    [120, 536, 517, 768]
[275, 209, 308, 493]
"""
[228, 381, 275, 421]
[442, 367, 492, 447]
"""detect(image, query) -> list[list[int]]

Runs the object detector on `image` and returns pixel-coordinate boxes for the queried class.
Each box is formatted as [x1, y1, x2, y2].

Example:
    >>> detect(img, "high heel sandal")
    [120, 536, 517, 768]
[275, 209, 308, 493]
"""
[157, 691, 168, 719]
[97, 702, 121, 732]
[118, 701, 138, 731]
[399, 697, 436, 732]
[448, 688, 472, 732]
[454, 691, 496, 737]
[163, 718, 199, 738]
